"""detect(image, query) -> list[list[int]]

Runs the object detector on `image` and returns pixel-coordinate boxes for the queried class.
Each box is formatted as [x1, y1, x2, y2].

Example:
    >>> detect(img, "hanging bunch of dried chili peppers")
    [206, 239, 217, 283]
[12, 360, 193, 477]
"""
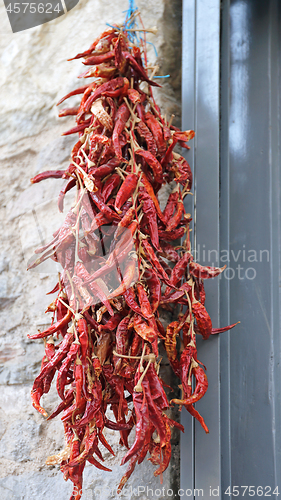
[28, 18, 238, 500]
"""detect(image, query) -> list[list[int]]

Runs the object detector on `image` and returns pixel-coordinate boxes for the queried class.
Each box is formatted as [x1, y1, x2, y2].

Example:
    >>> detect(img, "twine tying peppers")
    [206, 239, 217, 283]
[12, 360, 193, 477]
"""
[28, 19, 238, 500]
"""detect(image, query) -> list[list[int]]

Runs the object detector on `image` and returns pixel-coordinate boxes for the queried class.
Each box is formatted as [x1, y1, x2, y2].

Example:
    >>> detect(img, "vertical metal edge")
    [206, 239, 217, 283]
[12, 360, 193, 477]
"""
[181, 0, 196, 497]
[269, 0, 281, 490]
[193, 0, 221, 497]
[219, 0, 232, 495]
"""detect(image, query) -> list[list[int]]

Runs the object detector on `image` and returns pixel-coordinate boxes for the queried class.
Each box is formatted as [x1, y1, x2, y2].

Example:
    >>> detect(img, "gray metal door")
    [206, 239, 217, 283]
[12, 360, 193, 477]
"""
[181, 1, 281, 498]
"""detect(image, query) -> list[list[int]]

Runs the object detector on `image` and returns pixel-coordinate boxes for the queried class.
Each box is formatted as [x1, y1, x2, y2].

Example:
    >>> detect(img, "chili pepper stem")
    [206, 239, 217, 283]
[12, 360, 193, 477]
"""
[139, 343, 146, 373]
[113, 350, 156, 362]
[58, 297, 75, 316]
[134, 359, 152, 392]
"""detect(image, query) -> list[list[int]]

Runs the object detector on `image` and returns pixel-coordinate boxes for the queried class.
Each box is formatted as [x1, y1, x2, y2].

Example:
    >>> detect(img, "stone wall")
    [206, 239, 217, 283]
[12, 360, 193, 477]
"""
[0, 1, 182, 498]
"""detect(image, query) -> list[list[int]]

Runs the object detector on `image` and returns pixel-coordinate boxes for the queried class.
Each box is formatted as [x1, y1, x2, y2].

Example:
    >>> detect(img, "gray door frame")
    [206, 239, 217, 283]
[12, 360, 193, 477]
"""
[181, 1, 281, 498]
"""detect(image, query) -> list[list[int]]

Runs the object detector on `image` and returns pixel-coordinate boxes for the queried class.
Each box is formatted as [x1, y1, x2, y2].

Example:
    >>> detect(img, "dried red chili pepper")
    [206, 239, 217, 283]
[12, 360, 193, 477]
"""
[143, 268, 161, 314]
[136, 122, 157, 156]
[28, 309, 72, 340]
[135, 149, 164, 184]
[189, 261, 226, 279]
[145, 111, 166, 157]
[171, 363, 208, 406]
[112, 102, 130, 160]
[135, 283, 151, 317]
[28, 21, 239, 497]
[192, 301, 213, 340]
[31, 170, 65, 183]
[114, 173, 138, 212]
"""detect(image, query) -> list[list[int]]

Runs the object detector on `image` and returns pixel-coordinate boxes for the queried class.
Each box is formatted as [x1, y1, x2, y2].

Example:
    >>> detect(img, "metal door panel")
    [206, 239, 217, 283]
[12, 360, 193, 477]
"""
[225, 0, 281, 490]
[182, 0, 281, 496]
[182, 0, 221, 497]
[194, 0, 221, 495]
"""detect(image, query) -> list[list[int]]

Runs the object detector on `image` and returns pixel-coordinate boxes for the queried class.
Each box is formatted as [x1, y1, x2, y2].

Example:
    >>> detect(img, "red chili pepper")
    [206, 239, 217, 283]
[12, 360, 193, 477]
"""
[77, 318, 88, 367]
[183, 393, 209, 433]
[174, 157, 193, 188]
[189, 261, 226, 279]
[112, 102, 130, 161]
[107, 256, 138, 300]
[114, 173, 138, 212]
[78, 63, 117, 79]
[90, 191, 120, 221]
[136, 283, 153, 319]
[164, 321, 181, 378]
[141, 375, 167, 445]
[114, 34, 127, 74]
[62, 119, 91, 136]
[159, 241, 179, 263]
[127, 88, 141, 104]
[123, 52, 161, 87]
[98, 429, 115, 456]
[117, 456, 138, 494]
[166, 200, 184, 232]
[68, 28, 117, 60]
[88, 157, 119, 178]
[57, 342, 80, 400]
[67, 429, 98, 467]
[143, 269, 161, 314]
[135, 149, 164, 184]
[136, 122, 157, 157]
[121, 378, 150, 465]
[58, 107, 79, 117]
[31, 170, 65, 184]
[98, 312, 124, 332]
[145, 112, 166, 157]
[101, 173, 120, 202]
[32, 332, 74, 398]
[171, 364, 208, 406]
[146, 363, 169, 409]
[57, 84, 90, 106]
[123, 287, 143, 316]
[141, 239, 174, 288]
[114, 316, 131, 359]
[58, 178, 76, 213]
[211, 321, 240, 335]
[28, 309, 72, 340]
[133, 314, 157, 344]
[47, 389, 75, 420]
[140, 173, 166, 224]
[87, 456, 112, 471]
[75, 262, 114, 316]
[114, 206, 135, 239]
[192, 301, 213, 340]
[139, 189, 160, 251]
[84, 77, 126, 113]
[82, 49, 115, 66]
[174, 129, 195, 142]
[136, 102, 146, 121]
[170, 252, 191, 287]
[158, 227, 185, 241]
[104, 416, 132, 431]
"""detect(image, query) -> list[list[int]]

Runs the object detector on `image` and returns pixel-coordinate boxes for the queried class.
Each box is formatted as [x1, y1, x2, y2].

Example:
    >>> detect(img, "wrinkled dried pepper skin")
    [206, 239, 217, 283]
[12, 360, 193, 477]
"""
[28, 22, 238, 499]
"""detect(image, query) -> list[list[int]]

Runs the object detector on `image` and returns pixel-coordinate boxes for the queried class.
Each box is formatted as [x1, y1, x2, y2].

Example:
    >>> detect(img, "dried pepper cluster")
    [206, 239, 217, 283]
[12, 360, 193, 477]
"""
[28, 24, 238, 500]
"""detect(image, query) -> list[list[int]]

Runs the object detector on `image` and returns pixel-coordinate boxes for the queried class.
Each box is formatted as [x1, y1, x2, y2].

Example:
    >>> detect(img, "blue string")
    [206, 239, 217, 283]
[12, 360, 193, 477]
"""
[154, 75, 170, 78]
[106, 1, 170, 80]
[142, 39, 158, 58]
[106, 23, 119, 30]
[123, 0, 139, 43]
